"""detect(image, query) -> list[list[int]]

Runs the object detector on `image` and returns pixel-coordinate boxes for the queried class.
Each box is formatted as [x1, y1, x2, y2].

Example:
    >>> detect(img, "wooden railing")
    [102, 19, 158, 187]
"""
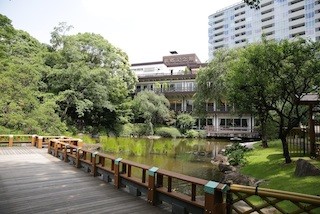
[227, 184, 320, 214]
[1, 134, 320, 213]
[47, 137, 229, 213]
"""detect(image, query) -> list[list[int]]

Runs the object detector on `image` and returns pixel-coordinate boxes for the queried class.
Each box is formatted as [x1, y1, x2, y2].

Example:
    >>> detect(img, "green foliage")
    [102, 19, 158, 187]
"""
[154, 127, 181, 138]
[243, 0, 260, 9]
[226, 38, 320, 162]
[225, 143, 251, 166]
[43, 24, 137, 133]
[198, 130, 207, 138]
[194, 49, 238, 116]
[241, 140, 320, 196]
[176, 113, 195, 134]
[185, 129, 199, 138]
[118, 123, 149, 137]
[132, 90, 174, 134]
[0, 15, 67, 134]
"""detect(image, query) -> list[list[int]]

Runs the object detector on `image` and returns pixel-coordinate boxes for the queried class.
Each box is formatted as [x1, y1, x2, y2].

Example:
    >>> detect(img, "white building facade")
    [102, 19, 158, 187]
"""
[131, 53, 258, 139]
[208, 0, 320, 59]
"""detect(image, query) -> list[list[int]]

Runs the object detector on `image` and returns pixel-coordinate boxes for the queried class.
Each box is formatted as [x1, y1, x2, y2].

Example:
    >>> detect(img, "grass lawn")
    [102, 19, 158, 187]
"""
[240, 140, 320, 196]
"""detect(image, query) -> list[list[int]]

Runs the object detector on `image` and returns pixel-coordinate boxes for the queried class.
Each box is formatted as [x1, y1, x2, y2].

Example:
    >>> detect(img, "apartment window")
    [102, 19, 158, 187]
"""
[214, 32, 223, 36]
[265, 31, 274, 36]
[290, 23, 305, 30]
[261, 8, 274, 15]
[235, 11, 245, 17]
[214, 19, 224, 24]
[262, 24, 274, 29]
[290, 14, 305, 21]
[261, 16, 274, 22]
[290, 31, 306, 37]
[214, 26, 223, 30]
[235, 25, 246, 30]
[214, 45, 224, 49]
[214, 13, 223, 18]
[289, 0, 304, 5]
[234, 4, 245, 10]
[290, 6, 304, 14]
[235, 18, 245, 24]
[261, 1, 273, 7]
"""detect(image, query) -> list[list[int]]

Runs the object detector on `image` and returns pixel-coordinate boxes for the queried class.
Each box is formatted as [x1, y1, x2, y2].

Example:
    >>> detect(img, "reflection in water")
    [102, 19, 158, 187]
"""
[94, 137, 230, 181]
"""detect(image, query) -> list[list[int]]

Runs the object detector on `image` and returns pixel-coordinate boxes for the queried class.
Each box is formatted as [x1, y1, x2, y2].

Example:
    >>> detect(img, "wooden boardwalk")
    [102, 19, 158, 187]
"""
[0, 147, 170, 214]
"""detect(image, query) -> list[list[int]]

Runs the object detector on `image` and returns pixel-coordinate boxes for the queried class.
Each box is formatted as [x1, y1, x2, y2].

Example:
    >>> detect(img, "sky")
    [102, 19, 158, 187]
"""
[0, 0, 241, 63]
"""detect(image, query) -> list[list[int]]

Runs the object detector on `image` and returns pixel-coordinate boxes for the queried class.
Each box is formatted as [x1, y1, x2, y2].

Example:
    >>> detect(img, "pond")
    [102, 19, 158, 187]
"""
[83, 136, 231, 181]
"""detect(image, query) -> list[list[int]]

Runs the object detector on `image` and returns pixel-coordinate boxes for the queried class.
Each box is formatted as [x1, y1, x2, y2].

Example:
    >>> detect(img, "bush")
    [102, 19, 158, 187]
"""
[198, 130, 207, 138]
[155, 127, 181, 138]
[118, 123, 135, 137]
[185, 130, 199, 138]
[225, 143, 251, 166]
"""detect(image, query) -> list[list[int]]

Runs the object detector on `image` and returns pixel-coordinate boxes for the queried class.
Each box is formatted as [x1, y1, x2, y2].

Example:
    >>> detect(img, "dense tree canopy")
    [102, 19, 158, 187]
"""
[195, 37, 320, 163]
[0, 15, 137, 134]
[42, 23, 137, 133]
[0, 14, 66, 134]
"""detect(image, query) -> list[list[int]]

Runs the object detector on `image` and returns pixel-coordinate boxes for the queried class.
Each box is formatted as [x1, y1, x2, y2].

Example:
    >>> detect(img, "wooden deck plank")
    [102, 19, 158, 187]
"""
[0, 147, 169, 214]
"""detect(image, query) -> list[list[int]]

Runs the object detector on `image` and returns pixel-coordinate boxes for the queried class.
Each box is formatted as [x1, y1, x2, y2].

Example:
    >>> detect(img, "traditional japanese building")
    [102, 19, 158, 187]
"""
[131, 53, 258, 139]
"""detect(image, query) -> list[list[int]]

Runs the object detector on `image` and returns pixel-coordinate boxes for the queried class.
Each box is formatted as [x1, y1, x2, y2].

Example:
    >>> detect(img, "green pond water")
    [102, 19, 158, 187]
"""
[84, 136, 230, 181]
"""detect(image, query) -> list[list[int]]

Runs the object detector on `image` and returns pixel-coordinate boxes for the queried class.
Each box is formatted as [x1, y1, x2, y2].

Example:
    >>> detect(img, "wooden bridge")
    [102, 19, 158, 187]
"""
[1, 135, 320, 214]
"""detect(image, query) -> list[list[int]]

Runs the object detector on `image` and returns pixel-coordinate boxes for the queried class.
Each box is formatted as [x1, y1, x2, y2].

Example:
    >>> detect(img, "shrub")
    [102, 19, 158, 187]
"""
[225, 143, 251, 166]
[118, 123, 135, 137]
[198, 130, 207, 138]
[155, 127, 181, 138]
[185, 129, 199, 138]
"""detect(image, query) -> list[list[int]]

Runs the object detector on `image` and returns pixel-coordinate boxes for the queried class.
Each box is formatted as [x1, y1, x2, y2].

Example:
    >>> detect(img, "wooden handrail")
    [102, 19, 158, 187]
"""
[1, 134, 320, 213]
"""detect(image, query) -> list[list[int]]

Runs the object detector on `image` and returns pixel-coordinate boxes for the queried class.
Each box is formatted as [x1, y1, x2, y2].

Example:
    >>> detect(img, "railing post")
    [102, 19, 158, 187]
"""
[147, 167, 159, 205]
[76, 147, 82, 168]
[31, 135, 37, 147]
[37, 136, 43, 149]
[204, 181, 229, 214]
[114, 158, 122, 189]
[92, 152, 98, 177]
[54, 140, 58, 157]
[226, 182, 233, 214]
[64, 144, 69, 162]
[9, 135, 13, 147]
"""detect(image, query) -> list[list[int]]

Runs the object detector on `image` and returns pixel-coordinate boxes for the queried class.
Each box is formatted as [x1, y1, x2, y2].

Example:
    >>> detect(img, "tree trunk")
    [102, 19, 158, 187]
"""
[260, 121, 269, 148]
[280, 135, 292, 164]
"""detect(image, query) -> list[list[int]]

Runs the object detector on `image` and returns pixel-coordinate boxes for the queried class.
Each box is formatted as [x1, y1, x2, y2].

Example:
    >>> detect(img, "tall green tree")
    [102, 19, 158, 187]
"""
[43, 25, 137, 132]
[0, 15, 66, 134]
[131, 90, 173, 135]
[227, 38, 320, 163]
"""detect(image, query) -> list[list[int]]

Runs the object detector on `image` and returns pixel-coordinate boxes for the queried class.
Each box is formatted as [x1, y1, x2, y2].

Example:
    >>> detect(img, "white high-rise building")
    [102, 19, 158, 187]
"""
[208, 0, 320, 59]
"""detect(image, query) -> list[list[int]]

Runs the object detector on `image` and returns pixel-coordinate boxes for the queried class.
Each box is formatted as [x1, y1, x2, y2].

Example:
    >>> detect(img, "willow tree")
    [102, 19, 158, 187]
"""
[193, 49, 237, 117]
[131, 90, 173, 135]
